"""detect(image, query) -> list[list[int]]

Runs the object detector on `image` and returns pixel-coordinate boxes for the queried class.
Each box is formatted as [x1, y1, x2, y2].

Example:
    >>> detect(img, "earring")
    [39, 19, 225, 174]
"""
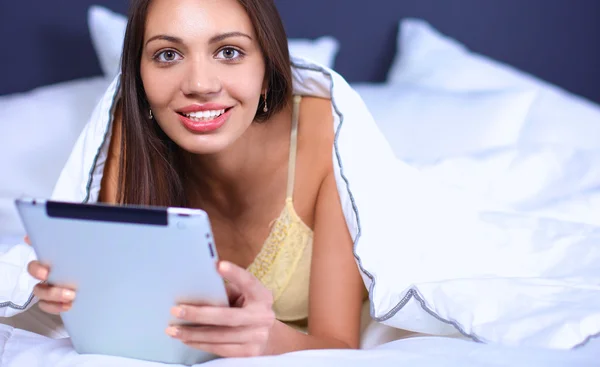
[149, 109, 153, 119]
[263, 92, 268, 113]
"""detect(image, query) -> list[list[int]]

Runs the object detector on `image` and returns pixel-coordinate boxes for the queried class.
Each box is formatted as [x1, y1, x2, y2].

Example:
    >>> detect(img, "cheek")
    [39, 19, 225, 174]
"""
[223, 78, 262, 107]
[140, 62, 180, 107]
[221, 62, 266, 106]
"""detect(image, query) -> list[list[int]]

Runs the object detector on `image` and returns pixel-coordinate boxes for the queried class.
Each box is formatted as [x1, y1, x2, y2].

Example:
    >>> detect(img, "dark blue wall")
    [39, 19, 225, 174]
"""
[1, 0, 599, 103]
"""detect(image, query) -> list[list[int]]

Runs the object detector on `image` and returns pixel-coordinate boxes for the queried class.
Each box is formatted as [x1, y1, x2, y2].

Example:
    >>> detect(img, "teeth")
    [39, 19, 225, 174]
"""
[184, 109, 225, 121]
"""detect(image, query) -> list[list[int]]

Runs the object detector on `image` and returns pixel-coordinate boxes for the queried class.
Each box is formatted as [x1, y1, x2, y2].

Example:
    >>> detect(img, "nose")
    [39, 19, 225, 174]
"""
[181, 58, 222, 96]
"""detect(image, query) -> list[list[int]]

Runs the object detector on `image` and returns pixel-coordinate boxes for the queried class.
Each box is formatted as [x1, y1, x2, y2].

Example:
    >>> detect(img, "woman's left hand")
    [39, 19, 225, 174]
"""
[166, 261, 276, 358]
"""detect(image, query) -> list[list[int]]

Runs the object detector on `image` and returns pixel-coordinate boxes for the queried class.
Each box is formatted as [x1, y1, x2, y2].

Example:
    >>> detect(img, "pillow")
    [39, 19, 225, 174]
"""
[352, 83, 536, 162]
[88, 5, 128, 80]
[387, 18, 600, 150]
[0, 77, 110, 236]
[88, 5, 340, 80]
[287, 36, 340, 70]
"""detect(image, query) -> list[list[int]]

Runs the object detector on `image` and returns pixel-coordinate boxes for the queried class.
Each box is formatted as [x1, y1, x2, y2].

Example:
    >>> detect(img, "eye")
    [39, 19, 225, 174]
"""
[216, 47, 243, 61]
[154, 50, 182, 63]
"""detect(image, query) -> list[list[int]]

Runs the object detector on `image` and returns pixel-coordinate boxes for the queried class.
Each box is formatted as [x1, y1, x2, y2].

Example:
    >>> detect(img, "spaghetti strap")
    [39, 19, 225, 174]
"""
[286, 95, 301, 199]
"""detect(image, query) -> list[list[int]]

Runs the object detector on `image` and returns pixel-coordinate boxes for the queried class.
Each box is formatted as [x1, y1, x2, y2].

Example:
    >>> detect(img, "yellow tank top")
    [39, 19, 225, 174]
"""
[246, 95, 314, 325]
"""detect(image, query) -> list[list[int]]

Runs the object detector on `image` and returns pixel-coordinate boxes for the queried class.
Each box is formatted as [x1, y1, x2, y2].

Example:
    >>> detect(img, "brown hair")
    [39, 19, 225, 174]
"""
[117, 0, 292, 207]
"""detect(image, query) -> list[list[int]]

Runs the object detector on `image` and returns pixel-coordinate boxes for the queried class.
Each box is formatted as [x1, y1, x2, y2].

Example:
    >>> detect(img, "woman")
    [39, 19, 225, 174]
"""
[25, 0, 366, 358]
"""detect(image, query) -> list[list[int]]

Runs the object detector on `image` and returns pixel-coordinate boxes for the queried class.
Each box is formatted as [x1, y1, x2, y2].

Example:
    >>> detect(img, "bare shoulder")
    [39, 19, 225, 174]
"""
[297, 96, 335, 175]
[289, 96, 336, 229]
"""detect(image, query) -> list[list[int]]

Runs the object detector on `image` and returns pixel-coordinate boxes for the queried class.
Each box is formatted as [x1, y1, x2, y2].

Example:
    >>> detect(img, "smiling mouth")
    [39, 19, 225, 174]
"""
[177, 107, 233, 122]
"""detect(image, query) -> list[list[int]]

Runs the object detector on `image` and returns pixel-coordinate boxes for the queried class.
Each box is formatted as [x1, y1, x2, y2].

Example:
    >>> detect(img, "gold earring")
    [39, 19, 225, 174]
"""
[149, 109, 153, 119]
[263, 93, 268, 113]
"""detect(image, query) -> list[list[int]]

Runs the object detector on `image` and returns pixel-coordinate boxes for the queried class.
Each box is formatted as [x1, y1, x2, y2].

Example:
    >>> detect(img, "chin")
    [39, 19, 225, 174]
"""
[176, 134, 234, 155]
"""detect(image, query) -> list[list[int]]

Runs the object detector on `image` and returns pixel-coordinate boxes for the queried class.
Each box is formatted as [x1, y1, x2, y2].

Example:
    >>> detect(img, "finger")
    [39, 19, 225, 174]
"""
[33, 283, 76, 303]
[166, 325, 263, 344]
[217, 261, 272, 304]
[183, 342, 262, 358]
[171, 305, 274, 328]
[224, 281, 244, 307]
[27, 261, 50, 281]
[38, 301, 72, 315]
[224, 279, 241, 299]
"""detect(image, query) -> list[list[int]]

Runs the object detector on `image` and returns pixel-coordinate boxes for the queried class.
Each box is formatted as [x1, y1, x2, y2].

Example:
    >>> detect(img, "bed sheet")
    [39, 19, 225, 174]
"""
[1, 324, 598, 367]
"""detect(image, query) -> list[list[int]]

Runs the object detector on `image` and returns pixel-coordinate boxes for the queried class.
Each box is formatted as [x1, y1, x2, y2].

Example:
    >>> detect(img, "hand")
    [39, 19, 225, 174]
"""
[24, 235, 77, 314]
[166, 261, 276, 358]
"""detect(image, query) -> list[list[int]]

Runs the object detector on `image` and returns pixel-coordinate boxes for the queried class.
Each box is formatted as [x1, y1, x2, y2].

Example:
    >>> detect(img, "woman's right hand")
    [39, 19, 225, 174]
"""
[25, 235, 77, 314]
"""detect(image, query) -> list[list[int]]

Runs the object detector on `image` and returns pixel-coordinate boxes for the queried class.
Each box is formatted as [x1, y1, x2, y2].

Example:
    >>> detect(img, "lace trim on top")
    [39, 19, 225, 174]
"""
[246, 198, 313, 302]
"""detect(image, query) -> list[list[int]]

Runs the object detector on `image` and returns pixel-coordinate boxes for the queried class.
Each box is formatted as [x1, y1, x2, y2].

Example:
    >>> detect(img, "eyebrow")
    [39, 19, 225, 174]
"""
[145, 32, 252, 47]
[210, 32, 252, 43]
[146, 35, 183, 46]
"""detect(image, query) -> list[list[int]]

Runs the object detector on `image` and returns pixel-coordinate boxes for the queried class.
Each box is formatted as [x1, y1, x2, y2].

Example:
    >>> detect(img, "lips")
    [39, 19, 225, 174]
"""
[174, 103, 234, 133]
[176, 107, 233, 133]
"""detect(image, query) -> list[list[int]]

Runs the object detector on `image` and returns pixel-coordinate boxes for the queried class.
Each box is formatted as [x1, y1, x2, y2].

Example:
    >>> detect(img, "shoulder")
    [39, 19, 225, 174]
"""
[287, 95, 336, 228]
[296, 96, 335, 176]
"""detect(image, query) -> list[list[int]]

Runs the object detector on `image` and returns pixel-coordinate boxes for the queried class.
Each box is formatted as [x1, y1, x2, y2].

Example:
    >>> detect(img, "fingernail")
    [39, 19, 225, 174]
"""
[171, 306, 185, 318]
[38, 268, 49, 280]
[165, 326, 180, 337]
[62, 290, 76, 301]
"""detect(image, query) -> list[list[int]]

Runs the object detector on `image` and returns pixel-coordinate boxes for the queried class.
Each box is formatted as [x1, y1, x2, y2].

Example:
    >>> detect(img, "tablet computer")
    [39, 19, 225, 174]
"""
[15, 198, 229, 365]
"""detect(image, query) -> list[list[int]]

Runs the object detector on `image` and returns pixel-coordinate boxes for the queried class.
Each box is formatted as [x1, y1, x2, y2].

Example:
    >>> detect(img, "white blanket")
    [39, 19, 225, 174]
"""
[1, 324, 598, 367]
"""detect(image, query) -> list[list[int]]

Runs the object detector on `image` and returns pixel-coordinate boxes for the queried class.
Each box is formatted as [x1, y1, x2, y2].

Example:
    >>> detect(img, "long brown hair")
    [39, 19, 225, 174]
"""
[117, 0, 292, 207]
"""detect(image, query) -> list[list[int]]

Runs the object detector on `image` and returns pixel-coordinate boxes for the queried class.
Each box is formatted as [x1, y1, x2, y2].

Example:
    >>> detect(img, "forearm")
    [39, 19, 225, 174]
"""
[263, 320, 355, 356]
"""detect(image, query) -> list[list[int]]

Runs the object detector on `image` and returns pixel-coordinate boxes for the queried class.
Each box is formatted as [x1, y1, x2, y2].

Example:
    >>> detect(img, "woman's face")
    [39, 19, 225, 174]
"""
[140, 0, 266, 155]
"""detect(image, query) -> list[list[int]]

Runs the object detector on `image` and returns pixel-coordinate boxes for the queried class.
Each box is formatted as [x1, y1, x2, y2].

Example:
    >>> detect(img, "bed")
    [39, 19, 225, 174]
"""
[1, 1, 600, 366]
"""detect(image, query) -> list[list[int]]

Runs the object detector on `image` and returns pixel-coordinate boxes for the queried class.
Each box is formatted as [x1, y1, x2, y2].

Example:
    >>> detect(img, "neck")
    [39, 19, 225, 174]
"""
[183, 110, 291, 214]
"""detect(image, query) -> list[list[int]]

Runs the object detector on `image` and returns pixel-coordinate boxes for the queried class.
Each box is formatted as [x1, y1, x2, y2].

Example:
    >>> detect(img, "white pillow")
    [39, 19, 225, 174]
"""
[88, 5, 127, 80]
[0, 77, 110, 236]
[287, 36, 339, 70]
[387, 18, 600, 150]
[88, 5, 340, 80]
[352, 83, 536, 162]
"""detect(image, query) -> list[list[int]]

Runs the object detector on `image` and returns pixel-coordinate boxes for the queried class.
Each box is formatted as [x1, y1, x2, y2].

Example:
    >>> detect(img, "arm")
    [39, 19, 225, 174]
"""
[264, 171, 366, 353]
[167, 172, 366, 357]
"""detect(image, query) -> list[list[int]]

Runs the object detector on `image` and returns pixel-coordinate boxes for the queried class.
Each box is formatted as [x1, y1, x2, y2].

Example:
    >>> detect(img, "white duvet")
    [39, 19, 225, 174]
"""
[1, 323, 599, 367]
